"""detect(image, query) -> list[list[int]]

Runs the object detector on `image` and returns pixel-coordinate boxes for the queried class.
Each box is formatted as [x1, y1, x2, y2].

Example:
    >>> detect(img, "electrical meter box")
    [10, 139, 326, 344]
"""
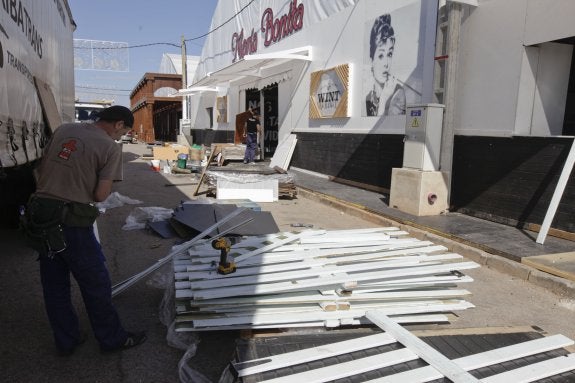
[403, 104, 445, 171]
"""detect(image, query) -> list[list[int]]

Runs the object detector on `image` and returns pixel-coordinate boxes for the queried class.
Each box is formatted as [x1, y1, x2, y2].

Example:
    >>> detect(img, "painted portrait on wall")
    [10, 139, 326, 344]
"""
[362, 0, 426, 117]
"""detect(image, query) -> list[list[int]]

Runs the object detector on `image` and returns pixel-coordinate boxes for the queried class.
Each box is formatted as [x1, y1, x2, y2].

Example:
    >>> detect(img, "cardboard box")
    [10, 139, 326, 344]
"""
[153, 144, 190, 161]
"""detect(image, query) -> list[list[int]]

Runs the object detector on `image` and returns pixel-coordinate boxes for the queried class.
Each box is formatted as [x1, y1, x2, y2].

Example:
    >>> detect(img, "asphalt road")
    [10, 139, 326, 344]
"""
[1, 142, 574, 383]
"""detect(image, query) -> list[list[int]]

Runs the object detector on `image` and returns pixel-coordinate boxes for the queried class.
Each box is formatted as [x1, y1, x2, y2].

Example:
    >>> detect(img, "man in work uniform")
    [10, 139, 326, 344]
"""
[243, 107, 261, 164]
[29, 105, 146, 356]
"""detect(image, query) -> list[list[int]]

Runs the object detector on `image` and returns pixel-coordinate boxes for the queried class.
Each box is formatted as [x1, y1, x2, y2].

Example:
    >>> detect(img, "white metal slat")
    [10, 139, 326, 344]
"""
[175, 314, 450, 332]
[190, 301, 474, 328]
[190, 261, 479, 300]
[366, 311, 480, 383]
[181, 241, 439, 278]
[235, 333, 574, 382]
[234, 231, 325, 263]
[183, 240, 439, 270]
[481, 354, 575, 383]
[188, 254, 463, 290]
[259, 348, 418, 383]
[182, 274, 473, 307]
[233, 333, 397, 377]
[367, 334, 574, 382]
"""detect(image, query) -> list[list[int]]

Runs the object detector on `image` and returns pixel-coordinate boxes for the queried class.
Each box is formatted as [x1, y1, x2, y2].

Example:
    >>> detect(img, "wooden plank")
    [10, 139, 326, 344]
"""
[33, 77, 62, 132]
[193, 145, 217, 196]
[370, 334, 574, 382]
[366, 311, 480, 383]
[233, 333, 397, 377]
[522, 252, 575, 282]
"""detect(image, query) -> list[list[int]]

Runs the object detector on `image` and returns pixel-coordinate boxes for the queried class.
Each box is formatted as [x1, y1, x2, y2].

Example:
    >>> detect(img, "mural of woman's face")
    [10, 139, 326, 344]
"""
[371, 39, 394, 86]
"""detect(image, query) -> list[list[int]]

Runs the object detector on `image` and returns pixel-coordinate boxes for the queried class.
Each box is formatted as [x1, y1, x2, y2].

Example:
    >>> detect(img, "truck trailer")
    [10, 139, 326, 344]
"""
[0, 0, 76, 226]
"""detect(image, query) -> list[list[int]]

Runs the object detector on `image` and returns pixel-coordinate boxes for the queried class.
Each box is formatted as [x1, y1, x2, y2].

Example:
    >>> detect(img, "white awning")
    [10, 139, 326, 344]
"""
[191, 46, 313, 88]
[448, 0, 478, 6]
[168, 86, 220, 97]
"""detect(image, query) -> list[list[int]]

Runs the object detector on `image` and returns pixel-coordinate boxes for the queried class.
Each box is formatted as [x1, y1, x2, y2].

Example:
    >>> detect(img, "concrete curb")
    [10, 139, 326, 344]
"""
[297, 187, 575, 299]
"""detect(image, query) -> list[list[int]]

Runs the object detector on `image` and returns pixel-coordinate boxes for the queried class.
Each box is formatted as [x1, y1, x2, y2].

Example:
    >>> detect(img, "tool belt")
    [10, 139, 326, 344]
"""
[20, 195, 100, 255]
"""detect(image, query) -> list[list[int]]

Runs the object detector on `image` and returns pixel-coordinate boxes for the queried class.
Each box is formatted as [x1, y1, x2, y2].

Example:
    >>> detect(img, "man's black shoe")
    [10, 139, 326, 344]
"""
[101, 331, 147, 353]
[57, 335, 87, 357]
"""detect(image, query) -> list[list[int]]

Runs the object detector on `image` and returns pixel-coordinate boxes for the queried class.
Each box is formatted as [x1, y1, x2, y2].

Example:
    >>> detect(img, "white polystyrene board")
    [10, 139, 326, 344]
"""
[269, 134, 297, 169]
[217, 179, 278, 202]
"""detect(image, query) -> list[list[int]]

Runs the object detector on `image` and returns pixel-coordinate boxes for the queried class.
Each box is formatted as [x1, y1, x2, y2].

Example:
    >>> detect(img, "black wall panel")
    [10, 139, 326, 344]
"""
[291, 132, 404, 189]
[189, 129, 235, 146]
[452, 136, 575, 232]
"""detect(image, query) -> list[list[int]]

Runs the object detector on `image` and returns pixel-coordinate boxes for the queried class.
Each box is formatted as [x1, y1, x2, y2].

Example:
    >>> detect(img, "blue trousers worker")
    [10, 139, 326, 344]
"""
[244, 132, 258, 163]
[39, 226, 128, 353]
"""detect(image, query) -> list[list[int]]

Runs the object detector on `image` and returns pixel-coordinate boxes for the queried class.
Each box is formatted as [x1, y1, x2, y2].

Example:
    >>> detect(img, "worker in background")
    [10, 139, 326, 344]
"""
[24, 105, 146, 356]
[243, 107, 261, 164]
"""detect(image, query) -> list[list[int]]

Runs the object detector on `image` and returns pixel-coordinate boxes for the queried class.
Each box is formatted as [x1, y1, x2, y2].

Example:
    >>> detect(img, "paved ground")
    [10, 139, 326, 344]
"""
[1, 142, 574, 383]
[290, 169, 575, 261]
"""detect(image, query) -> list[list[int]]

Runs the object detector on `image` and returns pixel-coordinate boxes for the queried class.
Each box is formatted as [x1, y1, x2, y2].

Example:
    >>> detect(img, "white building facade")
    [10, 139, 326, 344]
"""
[185, 0, 575, 235]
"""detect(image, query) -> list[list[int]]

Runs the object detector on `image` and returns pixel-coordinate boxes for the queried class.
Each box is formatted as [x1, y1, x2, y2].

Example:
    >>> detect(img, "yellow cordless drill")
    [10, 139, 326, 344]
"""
[212, 237, 236, 275]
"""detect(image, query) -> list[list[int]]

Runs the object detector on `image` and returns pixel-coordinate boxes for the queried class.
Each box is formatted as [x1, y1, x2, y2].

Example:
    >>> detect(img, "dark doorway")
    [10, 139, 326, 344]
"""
[563, 46, 575, 135]
[262, 83, 279, 157]
[245, 88, 260, 112]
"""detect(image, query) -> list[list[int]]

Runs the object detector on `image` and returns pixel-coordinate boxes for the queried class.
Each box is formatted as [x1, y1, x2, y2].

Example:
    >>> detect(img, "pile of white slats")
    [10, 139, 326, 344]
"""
[173, 228, 480, 331]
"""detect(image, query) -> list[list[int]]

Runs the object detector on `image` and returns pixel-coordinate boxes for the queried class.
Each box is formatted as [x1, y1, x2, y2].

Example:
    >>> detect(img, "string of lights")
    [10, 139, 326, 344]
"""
[74, 0, 257, 50]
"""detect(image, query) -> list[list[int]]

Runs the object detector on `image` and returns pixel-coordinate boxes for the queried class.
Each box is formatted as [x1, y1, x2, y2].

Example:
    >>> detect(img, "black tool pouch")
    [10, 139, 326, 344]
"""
[20, 196, 67, 255]
[63, 202, 99, 227]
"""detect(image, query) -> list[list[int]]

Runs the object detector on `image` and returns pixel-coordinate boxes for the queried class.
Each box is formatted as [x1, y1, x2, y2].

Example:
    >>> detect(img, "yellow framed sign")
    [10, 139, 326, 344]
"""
[309, 64, 349, 119]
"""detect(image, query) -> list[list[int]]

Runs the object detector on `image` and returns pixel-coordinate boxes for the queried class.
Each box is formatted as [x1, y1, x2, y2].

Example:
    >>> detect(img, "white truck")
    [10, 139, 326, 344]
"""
[0, 0, 76, 226]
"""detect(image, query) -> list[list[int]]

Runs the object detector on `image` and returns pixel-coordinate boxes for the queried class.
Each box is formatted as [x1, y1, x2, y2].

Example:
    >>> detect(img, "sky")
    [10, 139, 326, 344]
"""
[68, 0, 218, 107]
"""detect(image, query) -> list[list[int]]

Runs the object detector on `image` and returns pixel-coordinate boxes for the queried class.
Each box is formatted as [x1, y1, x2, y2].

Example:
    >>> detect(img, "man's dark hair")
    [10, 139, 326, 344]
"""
[97, 105, 134, 128]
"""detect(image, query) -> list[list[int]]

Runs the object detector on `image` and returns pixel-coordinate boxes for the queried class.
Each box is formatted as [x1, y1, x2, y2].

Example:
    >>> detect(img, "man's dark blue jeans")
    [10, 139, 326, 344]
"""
[39, 226, 127, 353]
[244, 132, 258, 163]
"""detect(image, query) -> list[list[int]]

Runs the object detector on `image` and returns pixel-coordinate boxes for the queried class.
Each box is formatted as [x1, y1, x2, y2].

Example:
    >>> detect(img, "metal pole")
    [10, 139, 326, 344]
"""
[439, 1, 463, 203]
[181, 35, 188, 124]
[536, 139, 575, 244]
